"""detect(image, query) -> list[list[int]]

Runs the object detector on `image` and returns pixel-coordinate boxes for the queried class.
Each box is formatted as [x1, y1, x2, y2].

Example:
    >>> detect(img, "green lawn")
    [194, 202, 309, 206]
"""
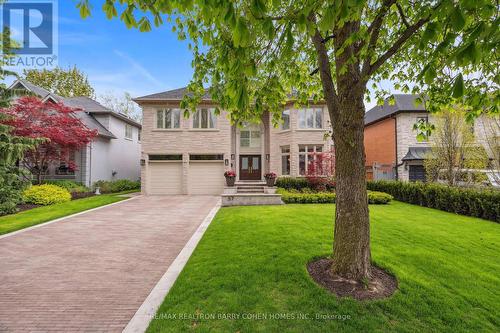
[148, 202, 499, 332]
[0, 193, 132, 235]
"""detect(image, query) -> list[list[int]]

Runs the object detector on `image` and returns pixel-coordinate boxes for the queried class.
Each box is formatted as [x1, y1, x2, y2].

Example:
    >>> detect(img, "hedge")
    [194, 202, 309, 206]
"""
[43, 180, 90, 193]
[277, 189, 392, 205]
[93, 179, 141, 193]
[367, 180, 500, 222]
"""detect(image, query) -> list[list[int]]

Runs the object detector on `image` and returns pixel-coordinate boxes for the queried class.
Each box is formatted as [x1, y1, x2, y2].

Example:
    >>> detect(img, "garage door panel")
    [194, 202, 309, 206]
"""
[189, 162, 224, 195]
[148, 162, 183, 195]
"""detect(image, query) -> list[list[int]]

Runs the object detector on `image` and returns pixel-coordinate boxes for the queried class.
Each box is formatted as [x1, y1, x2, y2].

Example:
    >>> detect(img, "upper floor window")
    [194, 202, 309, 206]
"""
[415, 116, 429, 141]
[240, 124, 261, 148]
[281, 110, 290, 130]
[193, 108, 217, 129]
[125, 124, 133, 139]
[298, 108, 323, 129]
[156, 109, 181, 129]
[138, 130, 141, 142]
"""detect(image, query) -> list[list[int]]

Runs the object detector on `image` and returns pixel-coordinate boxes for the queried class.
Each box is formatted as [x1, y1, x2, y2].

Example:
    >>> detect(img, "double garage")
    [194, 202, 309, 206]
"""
[147, 154, 225, 195]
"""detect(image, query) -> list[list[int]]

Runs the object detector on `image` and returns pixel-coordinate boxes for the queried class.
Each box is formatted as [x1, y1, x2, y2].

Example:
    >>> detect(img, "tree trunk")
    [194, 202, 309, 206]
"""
[311, 22, 372, 281]
[330, 85, 371, 281]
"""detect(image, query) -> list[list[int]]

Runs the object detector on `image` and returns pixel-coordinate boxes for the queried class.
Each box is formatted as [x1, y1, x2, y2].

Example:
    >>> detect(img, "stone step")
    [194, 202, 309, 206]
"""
[235, 181, 266, 186]
[237, 189, 265, 193]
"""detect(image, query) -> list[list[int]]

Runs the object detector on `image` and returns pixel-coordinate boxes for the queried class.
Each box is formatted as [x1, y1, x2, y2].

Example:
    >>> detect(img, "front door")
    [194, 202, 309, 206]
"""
[239, 155, 261, 180]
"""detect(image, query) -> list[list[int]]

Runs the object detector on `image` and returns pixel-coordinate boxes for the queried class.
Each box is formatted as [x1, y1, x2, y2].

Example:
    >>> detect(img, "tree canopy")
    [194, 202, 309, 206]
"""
[77, 0, 498, 121]
[23, 66, 95, 98]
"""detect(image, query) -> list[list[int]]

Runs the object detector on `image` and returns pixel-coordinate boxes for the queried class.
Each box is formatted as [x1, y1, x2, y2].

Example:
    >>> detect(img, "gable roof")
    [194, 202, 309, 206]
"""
[9, 80, 141, 138]
[364, 94, 427, 126]
[134, 87, 211, 102]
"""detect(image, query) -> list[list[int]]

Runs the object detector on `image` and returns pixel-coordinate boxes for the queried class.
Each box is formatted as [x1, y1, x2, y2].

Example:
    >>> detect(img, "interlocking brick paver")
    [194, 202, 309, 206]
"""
[0, 195, 219, 332]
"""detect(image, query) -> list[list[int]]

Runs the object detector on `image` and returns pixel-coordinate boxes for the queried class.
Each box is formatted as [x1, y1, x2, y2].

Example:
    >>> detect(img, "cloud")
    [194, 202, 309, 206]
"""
[113, 50, 165, 88]
[58, 32, 109, 46]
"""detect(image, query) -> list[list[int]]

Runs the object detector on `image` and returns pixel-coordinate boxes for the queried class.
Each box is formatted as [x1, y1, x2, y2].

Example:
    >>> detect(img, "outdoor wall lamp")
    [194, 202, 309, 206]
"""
[225, 159, 229, 166]
[140, 159, 146, 166]
[266, 154, 270, 161]
[231, 154, 235, 160]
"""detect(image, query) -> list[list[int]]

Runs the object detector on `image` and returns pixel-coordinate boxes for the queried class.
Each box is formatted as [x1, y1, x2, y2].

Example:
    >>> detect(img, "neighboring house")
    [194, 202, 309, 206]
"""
[134, 87, 332, 195]
[364, 94, 498, 182]
[9, 79, 142, 186]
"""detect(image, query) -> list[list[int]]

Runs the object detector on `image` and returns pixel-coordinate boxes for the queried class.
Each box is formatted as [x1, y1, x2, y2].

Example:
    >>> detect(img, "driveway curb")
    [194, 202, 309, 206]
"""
[0, 195, 142, 240]
[123, 199, 221, 333]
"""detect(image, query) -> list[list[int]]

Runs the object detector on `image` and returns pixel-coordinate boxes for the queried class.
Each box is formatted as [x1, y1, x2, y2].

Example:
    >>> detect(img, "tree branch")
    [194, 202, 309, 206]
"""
[396, 2, 410, 28]
[365, 16, 429, 77]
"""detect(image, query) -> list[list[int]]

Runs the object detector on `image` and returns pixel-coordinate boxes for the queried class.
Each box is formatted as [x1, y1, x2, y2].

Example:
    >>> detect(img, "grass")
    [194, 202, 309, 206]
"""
[148, 201, 499, 332]
[0, 192, 134, 235]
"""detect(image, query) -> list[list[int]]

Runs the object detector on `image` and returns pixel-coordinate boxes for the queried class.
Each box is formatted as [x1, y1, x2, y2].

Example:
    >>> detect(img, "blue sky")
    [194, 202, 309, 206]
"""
[56, 2, 193, 98]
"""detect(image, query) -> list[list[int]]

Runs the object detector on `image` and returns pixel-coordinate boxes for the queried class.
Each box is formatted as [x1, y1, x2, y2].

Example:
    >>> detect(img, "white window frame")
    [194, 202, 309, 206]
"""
[156, 108, 181, 129]
[281, 146, 290, 175]
[298, 108, 323, 129]
[298, 144, 323, 175]
[281, 109, 290, 130]
[240, 125, 261, 148]
[125, 124, 133, 140]
[192, 108, 217, 129]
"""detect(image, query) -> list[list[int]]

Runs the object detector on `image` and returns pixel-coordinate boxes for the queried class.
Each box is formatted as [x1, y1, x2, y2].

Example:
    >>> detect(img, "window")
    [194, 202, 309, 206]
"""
[281, 146, 290, 175]
[240, 129, 261, 148]
[299, 145, 323, 175]
[138, 130, 141, 142]
[298, 108, 323, 129]
[149, 154, 182, 161]
[415, 116, 429, 141]
[193, 108, 217, 129]
[55, 151, 75, 175]
[156, 109, 181, 129]
[125, 124, 133, 139]
[281, 110, 290, 130]
[189, 154, 224, 160]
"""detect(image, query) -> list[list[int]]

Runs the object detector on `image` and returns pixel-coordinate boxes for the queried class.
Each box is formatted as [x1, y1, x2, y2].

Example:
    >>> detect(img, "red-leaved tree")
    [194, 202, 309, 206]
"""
[0, 96, 97, 184]
[306, 149, 336, 192]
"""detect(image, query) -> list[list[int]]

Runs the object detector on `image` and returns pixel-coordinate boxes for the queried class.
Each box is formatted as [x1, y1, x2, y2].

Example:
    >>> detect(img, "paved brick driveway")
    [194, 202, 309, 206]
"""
[0, 195, 220, 332]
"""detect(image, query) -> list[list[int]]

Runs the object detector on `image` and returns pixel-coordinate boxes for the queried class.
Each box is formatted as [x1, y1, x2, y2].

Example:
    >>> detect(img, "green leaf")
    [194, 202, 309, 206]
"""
[450, 6, 466, 30]
[233, 18, 250, 47]
[138, 17, 152, 32]
[263, 18, 274, 39]
[102, 1, 117, 19]
[452, 73, 464, 98]
[318, 6, 335, 32]
[77, 1, 91, 19]
[424, 66, 436, 84]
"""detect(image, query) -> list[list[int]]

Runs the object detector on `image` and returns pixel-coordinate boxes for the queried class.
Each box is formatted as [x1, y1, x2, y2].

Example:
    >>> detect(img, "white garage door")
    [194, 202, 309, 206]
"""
[148, 162, 183, 195]
[188, 162, 225, 195]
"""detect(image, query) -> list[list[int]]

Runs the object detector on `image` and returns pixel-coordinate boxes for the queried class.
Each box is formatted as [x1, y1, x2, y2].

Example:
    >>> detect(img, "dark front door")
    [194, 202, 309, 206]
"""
[239, 155, 261, 180]
[409, 165, 426, 182]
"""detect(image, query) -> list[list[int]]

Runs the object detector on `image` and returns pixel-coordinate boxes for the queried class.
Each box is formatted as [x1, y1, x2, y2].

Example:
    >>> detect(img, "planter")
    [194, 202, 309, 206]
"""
[265, 177, 276, 187]
[225, 176, 236, 187]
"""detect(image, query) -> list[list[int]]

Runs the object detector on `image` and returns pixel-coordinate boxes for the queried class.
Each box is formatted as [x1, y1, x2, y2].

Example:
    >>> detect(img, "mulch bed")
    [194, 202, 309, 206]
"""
[16, 203, 41, 213]
[71, 192, 95, 200]
[307, 258, 398, 301]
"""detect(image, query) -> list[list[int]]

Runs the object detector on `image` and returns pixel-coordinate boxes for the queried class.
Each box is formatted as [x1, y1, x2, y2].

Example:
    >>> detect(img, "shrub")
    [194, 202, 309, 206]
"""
[43, 180, 89, 193]
[23, 184, 71, 205]
[367, 191, 393, 204]
[277, 189, 392, 205]
[93, 179, 140, 193]
[367, 180, 500, 222]
[275, 177, 310, 191]
[0, 166, 30, 215]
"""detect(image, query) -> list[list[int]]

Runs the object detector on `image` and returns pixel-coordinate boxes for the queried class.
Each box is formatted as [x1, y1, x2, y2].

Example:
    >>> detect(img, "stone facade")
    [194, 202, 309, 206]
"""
[138, 100, 332, 194]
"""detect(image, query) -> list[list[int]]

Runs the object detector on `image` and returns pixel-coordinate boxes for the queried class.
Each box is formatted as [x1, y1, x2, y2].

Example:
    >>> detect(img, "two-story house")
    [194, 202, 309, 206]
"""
[9, 79, 142, 186]
[134, 87, 332, 195]
[364, 94, 498, 182]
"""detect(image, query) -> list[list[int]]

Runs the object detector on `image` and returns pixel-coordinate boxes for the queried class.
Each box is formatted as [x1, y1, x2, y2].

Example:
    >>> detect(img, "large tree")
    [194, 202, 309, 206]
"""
[1, 96, 97, 184]
[78, 0, 498, 282]
[23, 66, 95, 98]
[99, 91, 143, 122]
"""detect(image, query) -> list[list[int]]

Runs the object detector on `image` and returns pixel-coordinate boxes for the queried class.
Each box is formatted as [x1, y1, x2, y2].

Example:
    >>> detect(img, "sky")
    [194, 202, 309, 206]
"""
[3, 1, 388, 109]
